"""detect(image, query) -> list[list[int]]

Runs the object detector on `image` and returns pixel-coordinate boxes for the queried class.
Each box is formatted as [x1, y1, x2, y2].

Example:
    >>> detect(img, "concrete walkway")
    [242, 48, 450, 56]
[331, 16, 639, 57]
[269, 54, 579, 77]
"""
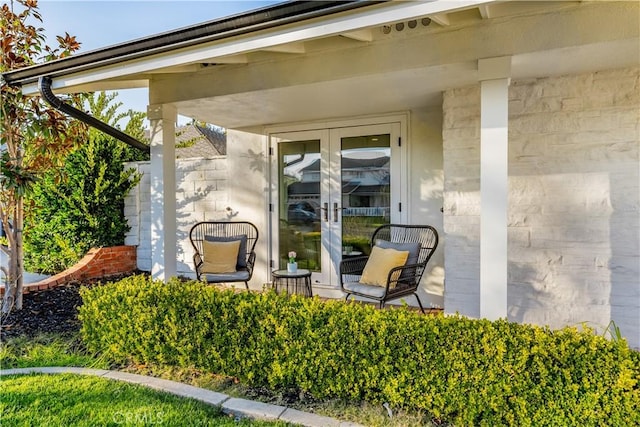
[0, 367, 363, 427]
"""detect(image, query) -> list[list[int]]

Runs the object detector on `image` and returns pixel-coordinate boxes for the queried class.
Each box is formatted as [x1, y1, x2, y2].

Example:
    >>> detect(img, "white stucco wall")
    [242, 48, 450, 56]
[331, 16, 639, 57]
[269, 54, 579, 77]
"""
[443, 67, 640, 348]
[124, 157, 231, 278]
[225, 128, 270, 289]
[409, 107, 445, 308]
[123, 162, 147, 269]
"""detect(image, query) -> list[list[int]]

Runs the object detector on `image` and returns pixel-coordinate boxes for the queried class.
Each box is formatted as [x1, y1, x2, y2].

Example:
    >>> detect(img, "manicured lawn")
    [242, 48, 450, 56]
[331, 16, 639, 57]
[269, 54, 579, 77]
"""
[1, 333, 433, 426]
[0, 373, 288, 427]
[0, 334, 104, 369]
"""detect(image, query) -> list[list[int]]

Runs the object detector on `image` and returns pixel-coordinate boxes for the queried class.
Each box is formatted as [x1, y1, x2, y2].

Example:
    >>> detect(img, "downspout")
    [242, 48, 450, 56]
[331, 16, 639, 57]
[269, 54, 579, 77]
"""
[38, 76, 150, 154]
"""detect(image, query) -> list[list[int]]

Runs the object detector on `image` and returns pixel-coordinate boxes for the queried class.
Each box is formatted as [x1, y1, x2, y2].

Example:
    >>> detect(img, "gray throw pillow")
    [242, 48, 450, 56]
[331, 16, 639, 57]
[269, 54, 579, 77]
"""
[374, 239, 421, 281]
[205, 234, 248, 268]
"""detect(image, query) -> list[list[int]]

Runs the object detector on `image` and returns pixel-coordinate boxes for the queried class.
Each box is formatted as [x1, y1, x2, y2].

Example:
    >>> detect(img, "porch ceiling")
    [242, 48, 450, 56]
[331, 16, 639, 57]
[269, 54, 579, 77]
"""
[175, 62, 471, 128]
[174, 37, 638, 129]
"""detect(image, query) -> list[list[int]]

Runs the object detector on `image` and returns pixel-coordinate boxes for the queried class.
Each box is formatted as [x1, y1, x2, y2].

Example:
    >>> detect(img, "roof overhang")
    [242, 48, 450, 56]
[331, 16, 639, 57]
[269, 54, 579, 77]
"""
[3, 1, 638, 130]
[3, 0, 493, 95]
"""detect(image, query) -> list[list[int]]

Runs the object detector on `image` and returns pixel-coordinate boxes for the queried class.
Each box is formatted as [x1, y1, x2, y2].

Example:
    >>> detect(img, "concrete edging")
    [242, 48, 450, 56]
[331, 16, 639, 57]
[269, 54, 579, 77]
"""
[0, 367, 363, 427]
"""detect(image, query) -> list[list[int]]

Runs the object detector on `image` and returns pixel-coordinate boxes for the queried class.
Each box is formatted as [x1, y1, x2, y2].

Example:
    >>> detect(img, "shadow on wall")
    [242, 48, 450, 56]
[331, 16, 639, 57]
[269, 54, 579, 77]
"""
[170, 159, 219, 276]
[609, 167, 640, 349]
[418, 174, 445, 309]
[509, 169, 638, 349]
[507, 170, 615, 336]
[505, 69, 639, 347]
[225, 138, 270, 289]
[423, 266, 444, 309]
[245, 148, 266, 175]
[230, 147, 268, 225]
[507, 261, 552, 325]
[133, 133, 268, 281]
[445, 172, 616, 335]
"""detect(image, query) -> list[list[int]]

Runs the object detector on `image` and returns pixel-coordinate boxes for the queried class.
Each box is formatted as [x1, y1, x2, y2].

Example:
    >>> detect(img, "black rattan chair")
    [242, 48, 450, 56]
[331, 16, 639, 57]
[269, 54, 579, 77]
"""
[339, 224, 438, 313]
[189, 221, 258, 289]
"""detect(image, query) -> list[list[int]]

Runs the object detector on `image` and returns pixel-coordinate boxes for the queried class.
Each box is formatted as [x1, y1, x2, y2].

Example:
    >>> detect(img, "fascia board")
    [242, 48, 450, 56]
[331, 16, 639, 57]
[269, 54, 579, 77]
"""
[21, 0, 491, 95]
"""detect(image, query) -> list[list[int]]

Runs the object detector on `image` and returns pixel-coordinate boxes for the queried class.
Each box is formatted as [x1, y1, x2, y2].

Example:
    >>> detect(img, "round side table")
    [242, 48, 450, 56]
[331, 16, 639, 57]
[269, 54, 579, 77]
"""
[271, 269, 313, 297]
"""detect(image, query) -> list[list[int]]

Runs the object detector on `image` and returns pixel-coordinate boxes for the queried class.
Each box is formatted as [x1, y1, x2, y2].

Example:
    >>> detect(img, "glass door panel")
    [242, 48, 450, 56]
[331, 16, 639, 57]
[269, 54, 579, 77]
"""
[340, 134, 391, 260]
[328, 123, 400, 274]
[278, 139, 322, 272]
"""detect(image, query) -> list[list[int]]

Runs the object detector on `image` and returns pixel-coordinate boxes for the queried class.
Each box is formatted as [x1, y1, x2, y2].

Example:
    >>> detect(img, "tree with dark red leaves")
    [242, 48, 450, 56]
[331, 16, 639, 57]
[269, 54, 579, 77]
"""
[1, 0, 85, 314]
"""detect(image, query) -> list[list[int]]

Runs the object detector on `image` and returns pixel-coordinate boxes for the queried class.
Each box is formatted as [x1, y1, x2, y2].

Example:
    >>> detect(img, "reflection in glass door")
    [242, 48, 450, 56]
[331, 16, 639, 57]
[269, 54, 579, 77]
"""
[338, 134, 391, 262]
[277, 138, 323, 279]
[272, 122, 402, 287]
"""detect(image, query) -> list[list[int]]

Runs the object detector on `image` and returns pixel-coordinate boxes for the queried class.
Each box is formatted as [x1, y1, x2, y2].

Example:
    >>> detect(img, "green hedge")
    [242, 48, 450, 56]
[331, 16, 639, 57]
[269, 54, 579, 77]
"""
[79, 276, 640, 426]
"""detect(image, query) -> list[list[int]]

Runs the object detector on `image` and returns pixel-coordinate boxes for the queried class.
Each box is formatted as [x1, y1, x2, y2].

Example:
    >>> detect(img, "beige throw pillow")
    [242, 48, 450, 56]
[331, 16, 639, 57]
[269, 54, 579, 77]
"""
[201, 240, 241, 273]
[360, 246, 409, 287]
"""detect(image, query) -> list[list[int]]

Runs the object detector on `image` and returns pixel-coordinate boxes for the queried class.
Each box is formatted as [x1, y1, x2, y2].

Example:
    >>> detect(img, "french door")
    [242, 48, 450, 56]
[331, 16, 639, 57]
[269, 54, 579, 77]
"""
[271, 122, 404, 287]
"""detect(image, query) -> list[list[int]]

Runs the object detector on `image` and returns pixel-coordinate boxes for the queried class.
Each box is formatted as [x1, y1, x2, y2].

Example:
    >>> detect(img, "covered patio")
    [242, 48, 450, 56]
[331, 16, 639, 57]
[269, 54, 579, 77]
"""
[3, 0, 639, 347]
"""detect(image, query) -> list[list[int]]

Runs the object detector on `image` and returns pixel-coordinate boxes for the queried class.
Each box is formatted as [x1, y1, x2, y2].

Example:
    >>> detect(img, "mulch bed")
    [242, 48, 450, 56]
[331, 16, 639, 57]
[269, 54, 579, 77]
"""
[1, 283, 88, 341]
[1, 273, 144, 341]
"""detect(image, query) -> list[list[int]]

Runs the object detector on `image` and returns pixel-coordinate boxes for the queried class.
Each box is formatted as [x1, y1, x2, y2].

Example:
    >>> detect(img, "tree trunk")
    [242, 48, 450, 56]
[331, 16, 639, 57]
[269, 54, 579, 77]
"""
[1, 199, 23, 314]
[1, 238, 17, 315]
[15, 198, 24, 310]
[1, 273, 16, 315]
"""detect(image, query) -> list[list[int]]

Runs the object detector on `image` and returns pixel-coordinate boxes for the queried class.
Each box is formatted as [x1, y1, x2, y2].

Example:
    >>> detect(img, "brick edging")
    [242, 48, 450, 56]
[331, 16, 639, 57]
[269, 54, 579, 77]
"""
[0, 246, 137, 295]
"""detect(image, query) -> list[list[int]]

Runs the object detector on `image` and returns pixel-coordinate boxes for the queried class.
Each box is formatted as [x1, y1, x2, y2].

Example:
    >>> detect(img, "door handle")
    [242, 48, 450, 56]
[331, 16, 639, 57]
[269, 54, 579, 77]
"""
[333, 203, 339, 222]
[322, 203, 328, 222]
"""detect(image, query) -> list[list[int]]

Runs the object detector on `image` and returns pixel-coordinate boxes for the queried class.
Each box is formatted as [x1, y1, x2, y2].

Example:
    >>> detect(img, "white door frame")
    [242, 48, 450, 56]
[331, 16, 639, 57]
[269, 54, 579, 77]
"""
[270, 129, 330, 285]
[267, 114, 408, 290]
[327, 123, 403, 283]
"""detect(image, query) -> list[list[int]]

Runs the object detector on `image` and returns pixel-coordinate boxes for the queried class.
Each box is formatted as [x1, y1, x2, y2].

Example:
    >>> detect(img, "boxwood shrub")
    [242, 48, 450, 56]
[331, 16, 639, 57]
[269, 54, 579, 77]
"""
[79, 275, 640, 426]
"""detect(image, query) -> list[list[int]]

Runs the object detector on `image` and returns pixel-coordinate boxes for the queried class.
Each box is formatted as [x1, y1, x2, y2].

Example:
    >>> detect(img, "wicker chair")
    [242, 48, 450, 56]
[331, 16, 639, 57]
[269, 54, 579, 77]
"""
[189, 221, 258, 289]
[339, 224, 438, 313]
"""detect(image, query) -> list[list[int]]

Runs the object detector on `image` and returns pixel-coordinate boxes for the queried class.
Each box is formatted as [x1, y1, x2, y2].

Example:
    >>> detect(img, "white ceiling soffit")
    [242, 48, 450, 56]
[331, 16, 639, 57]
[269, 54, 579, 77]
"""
[176, 61, 477, 128]
[175, 36, 639, 129]
[23, 0, 492, 95]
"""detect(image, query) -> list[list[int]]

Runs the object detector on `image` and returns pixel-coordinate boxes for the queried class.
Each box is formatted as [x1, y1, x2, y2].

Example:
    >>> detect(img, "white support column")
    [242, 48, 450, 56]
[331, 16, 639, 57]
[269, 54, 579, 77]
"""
[147, 104, 177, 281]
[478, 56, 510, 320]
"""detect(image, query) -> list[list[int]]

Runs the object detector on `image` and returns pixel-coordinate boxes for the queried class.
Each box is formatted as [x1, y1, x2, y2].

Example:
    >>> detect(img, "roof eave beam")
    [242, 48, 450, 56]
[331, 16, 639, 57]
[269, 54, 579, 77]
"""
[341, 29, 373, 42]
[479, 4, 492, 19]
[430, 13, 450, 26]
[263, 42, 306, 54]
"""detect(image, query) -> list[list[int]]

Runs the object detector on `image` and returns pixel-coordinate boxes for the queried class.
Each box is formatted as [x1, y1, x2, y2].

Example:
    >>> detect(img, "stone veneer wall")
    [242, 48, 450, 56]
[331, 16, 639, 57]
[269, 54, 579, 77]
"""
[124, 157, 230, 277]
[443, 67, 640, 348]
